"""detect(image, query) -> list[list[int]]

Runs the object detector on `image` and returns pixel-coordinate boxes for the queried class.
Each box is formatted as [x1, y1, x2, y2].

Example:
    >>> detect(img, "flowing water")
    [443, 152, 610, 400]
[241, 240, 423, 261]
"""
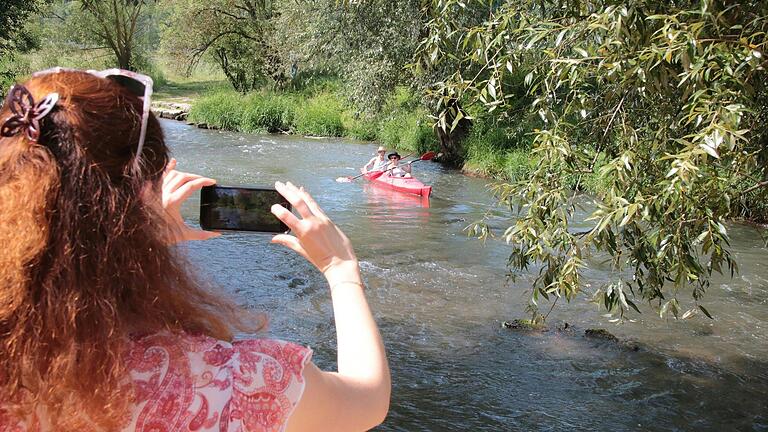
[164, 120, 768, 431]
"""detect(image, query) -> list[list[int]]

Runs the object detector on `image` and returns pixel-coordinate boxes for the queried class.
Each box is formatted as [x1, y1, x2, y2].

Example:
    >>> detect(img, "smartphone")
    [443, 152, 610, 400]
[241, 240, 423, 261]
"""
[199, 185, 291, 233]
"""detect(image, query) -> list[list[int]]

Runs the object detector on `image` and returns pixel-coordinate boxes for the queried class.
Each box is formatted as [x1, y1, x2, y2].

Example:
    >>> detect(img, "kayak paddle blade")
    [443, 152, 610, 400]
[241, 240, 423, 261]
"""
[336, 176, 353, 183]
[419, 151, 437, 161]
[367, 170, 386, 180]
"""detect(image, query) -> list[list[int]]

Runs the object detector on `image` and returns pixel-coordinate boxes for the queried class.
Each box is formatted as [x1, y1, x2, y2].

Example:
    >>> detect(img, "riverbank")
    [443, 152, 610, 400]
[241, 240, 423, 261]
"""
[174, 82, 440, 158]
[154, 83, 535, 181]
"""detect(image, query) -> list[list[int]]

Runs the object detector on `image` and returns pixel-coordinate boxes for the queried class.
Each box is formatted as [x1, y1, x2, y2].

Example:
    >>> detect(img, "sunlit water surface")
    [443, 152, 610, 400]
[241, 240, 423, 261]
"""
[164, 120, 768, 431]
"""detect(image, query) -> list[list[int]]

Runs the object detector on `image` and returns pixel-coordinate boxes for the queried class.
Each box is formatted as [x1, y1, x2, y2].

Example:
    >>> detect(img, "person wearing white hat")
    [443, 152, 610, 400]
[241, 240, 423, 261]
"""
[361, 145, 389, 173]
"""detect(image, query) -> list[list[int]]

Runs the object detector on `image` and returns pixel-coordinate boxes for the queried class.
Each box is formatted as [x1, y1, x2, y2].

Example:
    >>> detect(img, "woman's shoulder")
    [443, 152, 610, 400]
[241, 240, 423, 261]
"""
[125, 331, 312, 432]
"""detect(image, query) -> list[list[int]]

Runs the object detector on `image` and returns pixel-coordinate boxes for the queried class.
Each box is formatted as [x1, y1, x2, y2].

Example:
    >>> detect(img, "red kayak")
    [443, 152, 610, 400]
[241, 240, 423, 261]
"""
[364, 172, 432, 197]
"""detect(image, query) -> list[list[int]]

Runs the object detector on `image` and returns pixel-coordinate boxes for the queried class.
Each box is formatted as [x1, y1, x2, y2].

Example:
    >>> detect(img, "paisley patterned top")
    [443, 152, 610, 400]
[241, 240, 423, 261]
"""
[0, 332, 313, 432]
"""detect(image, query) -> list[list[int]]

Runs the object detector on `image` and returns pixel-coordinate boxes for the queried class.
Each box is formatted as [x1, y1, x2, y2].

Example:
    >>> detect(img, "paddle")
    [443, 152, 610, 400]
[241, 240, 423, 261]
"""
[356, 151, 436, 181]
[336, 151, 436, 183]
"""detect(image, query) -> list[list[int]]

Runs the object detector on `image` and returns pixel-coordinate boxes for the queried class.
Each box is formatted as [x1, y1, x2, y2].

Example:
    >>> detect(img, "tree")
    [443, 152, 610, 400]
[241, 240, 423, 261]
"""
[77, 0, 157, 70]
[0, 0, 43, 54]
[421, 0, 768, 320]
[275, 0, 425, 112]
[0, 0, 46, 91]
[160, 0, 279, 92]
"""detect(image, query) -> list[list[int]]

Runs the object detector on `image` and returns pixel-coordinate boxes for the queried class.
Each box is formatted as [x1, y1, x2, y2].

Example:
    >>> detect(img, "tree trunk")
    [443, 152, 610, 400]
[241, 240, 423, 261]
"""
[434, 99, 472, 167]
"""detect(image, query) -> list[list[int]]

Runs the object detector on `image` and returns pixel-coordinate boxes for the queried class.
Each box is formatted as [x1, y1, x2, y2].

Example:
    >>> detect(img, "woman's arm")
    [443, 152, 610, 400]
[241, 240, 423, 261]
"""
[271, 182, 390, 432]
[362, 157, 376, 173]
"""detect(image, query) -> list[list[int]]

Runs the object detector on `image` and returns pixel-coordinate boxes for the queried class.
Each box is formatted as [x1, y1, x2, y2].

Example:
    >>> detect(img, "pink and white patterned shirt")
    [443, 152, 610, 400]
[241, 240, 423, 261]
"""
[0, 332, 313, 432]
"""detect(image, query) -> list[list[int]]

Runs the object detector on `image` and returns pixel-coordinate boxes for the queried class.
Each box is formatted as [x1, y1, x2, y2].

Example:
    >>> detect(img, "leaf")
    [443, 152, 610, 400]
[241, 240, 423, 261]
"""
[698, 305, 714, 319]
[524, 72, 534, 87]
[699, 143, 720, 159]
[487, 79, 497, 99]
[555, 29, 567, 47]
[626, 298, 642, 314]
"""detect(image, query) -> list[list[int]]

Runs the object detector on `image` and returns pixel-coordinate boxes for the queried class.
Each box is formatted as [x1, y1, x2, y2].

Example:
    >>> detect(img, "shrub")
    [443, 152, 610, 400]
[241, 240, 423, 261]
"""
[293, 93, 345, 137]
[188, 91, 244, 130]
[378, 109, 438, 153]
[240, 93, 296, 133]
[343, 112, 379, 141]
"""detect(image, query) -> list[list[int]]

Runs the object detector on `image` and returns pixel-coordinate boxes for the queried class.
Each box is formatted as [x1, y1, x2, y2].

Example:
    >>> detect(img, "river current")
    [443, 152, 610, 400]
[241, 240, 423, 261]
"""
[163, 119, 768, 431]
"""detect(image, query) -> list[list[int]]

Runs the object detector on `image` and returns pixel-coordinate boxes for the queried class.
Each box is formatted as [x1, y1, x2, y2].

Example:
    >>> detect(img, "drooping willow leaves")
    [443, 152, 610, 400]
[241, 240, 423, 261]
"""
[419, 0, 768, 320]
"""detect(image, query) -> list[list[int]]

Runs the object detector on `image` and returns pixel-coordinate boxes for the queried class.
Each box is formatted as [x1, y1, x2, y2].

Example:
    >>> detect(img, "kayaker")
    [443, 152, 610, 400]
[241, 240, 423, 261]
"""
[386, 152, 412, 178]
[361, 145, 389, 173]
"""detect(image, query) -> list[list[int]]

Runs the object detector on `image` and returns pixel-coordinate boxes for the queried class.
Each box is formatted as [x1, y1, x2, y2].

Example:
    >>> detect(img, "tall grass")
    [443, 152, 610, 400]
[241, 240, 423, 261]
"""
[188, 92, 245, 130]
[293, 93, 345, 136]
[240, 93, 296, 133]
[377, 110, 438, 154]
[188, 85, 440, 147]
[462, 119, 534, 180]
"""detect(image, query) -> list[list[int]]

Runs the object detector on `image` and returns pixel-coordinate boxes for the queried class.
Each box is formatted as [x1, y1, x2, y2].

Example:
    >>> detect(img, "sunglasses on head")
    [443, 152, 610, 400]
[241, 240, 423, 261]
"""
[31, 67, 154, 170]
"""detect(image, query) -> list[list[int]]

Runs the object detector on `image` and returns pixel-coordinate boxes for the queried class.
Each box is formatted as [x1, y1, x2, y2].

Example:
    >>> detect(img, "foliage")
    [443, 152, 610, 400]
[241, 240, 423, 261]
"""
[0, 0, 45, 92]
[423, 0, 768, 320]
[293, 93, 345, 137]
[186, 84, 442, 149]
[342, 112, 379, 141]
[463, 123, 534, 180]
[188, 89, 347, 137]
[240, 93, 296, 134]
[77, 0, 158, 70]
[187, 91, 246, 130]
[18, 0, 161, 74]
[377, 110, 439, 154]
[160, 0, 280, 93]
[373, 87, 438, 153]
[275, 0, 425, 113]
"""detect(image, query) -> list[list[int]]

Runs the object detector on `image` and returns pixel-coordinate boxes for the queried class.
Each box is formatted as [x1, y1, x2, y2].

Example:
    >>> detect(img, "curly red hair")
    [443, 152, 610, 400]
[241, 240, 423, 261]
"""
[0, 71, 260, 430]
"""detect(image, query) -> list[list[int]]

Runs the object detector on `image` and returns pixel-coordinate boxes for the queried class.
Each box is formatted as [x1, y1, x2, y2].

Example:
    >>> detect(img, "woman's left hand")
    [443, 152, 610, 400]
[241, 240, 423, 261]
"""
[162, 158, 220, 243]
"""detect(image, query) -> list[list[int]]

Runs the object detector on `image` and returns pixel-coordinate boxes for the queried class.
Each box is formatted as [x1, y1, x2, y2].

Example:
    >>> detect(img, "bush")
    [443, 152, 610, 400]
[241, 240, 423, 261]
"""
[288, 72, 341, 96]
[342, 112, 379, 141]
[142, 61, 169, 89]
[378, 109, 438, 153]
[293, 93, 345, 137]
[188, 91, 244, 130]
[240, 93, 296, 133]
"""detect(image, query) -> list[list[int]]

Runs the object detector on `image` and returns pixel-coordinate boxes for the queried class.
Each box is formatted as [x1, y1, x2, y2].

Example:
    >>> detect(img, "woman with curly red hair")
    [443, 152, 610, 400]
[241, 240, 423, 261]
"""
[0, 70, 389, 431]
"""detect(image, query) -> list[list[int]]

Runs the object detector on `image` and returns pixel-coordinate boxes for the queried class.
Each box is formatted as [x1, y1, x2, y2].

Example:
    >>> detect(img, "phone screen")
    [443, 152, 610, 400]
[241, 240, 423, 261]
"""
[199, 185, 291, 233]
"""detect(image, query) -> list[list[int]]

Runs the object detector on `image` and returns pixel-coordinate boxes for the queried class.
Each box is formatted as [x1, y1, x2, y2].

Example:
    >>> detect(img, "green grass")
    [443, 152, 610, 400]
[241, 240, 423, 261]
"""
[240, 92, 296, 133]
[153, 80, 229, 102]
[377, 110, 438, 154]
[188, 91, 245, 130]
[293, 93, 345, 136]
[187, 84, 442, 148]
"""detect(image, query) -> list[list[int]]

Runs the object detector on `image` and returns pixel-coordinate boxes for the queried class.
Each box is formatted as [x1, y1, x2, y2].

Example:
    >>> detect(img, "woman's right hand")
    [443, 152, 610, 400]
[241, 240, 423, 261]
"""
[270, 181, 359, 279]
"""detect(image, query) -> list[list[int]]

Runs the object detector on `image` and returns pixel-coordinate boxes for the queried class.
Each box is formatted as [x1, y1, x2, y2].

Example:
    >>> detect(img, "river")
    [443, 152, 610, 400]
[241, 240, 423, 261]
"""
[163, 119, 768, 431]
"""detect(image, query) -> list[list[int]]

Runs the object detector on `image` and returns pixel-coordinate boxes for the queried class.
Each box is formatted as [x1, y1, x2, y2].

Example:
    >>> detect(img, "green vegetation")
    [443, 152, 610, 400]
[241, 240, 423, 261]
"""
[6, 0, 767, 321]
[188, 84, 442, 152]
[423, 0, 768, 321]
[0, 0, 45, 91]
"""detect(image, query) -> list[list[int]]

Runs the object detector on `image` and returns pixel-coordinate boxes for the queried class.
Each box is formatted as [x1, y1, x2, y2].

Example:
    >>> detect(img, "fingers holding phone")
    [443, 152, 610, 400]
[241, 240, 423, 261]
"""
[271, 181, 358, 276]
[162, 159, 220, 243]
